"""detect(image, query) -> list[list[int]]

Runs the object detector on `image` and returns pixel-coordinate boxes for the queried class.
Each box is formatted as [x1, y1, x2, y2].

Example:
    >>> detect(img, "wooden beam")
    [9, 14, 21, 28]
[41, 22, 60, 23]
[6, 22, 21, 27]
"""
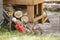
[36, 4, 38, 15]
[34, 15, 44, 22]
[27, 5, 34, 23]
[3, 0, 43, 5]
[38, 3, 44, 23]
[42, 16, 48, 23]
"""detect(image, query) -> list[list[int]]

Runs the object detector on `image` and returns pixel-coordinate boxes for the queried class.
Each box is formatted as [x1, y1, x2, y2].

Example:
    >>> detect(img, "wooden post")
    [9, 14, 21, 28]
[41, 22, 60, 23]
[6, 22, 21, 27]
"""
[41, 4, 44, 23]
[38, 3, 44, 23]
[8, 11, 13, 31]
[27, 5, 34, 27]
[36, 4, 38, 15]
[27, 5, 34, 23]
[9, 16, 12, 31]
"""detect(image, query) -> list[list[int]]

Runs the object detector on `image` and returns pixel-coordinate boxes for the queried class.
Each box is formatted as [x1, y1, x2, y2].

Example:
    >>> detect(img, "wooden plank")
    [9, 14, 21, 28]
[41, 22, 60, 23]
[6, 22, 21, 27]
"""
[3, 0, 43, 5]
[27, 5, 35, 27]
[9, 16, 12, 31]
[34, 0, 44, 5]
[27, 5, 34, 22]
[3, 0, 33, 5]
[42, 16, 48, 23]
[38, 3, 43, 16]
[38, 3, 44, 23]
[34, 15, 44, 22]
[36, 4, 38, 15]
[41, 4, 45, 23]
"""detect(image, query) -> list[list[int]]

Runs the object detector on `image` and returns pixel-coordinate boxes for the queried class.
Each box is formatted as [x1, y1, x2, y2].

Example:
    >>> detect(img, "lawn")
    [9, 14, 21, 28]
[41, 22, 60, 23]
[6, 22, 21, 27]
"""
[0, 31, 60, 40]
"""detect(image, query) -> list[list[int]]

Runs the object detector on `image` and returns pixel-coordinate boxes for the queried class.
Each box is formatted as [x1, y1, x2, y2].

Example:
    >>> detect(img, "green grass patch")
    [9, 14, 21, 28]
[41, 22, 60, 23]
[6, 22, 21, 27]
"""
[0, 31, 60, 40]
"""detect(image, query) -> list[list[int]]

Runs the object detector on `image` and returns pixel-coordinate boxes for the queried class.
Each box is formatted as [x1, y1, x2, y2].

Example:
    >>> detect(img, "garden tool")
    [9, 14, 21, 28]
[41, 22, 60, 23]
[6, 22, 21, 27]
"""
[7, 4, 14, 31]
[12, 17, 26, 33]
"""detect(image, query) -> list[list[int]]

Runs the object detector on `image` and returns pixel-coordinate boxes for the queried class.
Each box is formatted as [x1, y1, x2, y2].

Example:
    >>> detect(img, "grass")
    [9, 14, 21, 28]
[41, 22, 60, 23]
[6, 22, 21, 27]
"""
[0, 31, 60, 40]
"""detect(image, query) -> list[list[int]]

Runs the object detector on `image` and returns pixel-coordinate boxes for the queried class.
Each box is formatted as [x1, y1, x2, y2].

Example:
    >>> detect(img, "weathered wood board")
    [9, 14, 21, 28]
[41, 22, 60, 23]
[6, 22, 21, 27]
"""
[3, 0, 43, 5]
